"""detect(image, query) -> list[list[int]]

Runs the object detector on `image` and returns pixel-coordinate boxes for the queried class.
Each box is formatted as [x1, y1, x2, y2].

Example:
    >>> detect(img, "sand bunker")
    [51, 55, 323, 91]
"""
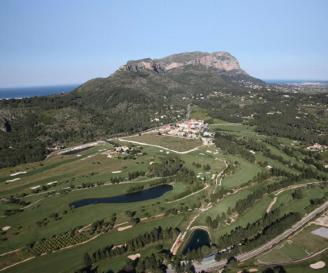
[238, 270, 258, 273]
[128, 253, 140, 260]
[6, 178, 21, 183]
[2, 226, 11, 231]
[10, 171, 27, 176]
[47, 181, 58, 186]
[310, 261, 326, 269]
[117, 225, 132, 231]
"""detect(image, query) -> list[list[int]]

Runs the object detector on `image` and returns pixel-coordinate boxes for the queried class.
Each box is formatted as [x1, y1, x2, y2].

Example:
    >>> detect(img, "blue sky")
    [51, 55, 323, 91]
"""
[0, 0, 327, 87]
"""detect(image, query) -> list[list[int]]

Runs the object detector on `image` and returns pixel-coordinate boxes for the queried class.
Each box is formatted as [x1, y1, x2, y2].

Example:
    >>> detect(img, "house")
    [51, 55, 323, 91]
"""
[306, 143, 328, 152]
[115, 146, 130, 153]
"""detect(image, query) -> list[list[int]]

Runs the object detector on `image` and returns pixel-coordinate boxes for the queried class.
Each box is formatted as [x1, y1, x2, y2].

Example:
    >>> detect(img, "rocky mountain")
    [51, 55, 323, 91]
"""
[0, 50, 264, 167]
[121, 51, 244, 73]
[75, 51, 264, 100]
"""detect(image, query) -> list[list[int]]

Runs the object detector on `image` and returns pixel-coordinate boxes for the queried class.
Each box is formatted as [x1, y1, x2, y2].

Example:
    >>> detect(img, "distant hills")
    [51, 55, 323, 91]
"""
[0, 51, 264, 167]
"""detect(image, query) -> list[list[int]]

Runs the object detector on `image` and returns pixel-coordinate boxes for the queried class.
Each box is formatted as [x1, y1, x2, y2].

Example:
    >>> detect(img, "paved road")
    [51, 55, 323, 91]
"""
[193, 200, 328, 272]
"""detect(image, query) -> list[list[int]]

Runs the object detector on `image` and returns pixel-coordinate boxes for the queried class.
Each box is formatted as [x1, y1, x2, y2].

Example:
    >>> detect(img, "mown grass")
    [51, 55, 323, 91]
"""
[1, 115, 326, 273]
[3, 215, 184, 273]
[123, 133, 202, 152]
[258, 224, 328, 264]
[221, 155, 261, 189]
[0, 181, 185, 253]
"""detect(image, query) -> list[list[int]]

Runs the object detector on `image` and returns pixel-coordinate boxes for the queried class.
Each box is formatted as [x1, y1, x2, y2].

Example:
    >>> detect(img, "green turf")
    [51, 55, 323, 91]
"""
[3, 215, 184, 273]
[221, 155, 261, 189]
[258, 224, 328, 264]
[123, 133, 202, 152]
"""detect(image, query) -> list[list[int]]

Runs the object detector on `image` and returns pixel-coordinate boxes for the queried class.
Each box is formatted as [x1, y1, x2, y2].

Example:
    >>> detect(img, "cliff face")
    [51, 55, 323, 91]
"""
[124, 58, 166, 73]
[121, 51, 243, 73]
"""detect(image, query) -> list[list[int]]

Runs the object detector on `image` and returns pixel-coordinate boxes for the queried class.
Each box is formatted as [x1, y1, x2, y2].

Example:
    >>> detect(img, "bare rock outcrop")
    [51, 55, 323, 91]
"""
[120, 51, 243, 73]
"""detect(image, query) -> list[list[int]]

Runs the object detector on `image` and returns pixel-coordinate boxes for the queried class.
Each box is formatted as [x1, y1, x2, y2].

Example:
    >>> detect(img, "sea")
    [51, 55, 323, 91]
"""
[0, 84, 80, 100]
[265, 79, 328, 86]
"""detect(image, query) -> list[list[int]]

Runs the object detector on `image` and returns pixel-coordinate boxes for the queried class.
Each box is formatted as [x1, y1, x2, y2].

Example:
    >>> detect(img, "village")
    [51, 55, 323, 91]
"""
[157, 119, 214, 145]
[306, 143, 328, 152]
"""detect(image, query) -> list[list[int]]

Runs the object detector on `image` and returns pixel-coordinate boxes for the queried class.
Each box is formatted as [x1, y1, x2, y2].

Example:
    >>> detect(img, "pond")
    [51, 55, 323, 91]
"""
[182, 229, 211, 254]
[70, 184, 173, 208]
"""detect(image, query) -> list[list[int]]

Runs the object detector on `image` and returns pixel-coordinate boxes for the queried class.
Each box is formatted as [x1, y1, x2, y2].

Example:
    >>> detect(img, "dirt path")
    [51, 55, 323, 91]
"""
[167, 184, 209, 204]
[0, 257, 35, 272]
[212, 160, 228, 194]
[0, 248, 22, 257]
[78, 224, 91, 233]
[48, 141, 106, 158]
[266, 181, 326, 213]
[266, 197, 278, 213]
[22, 199, 42, 209]
[170, 203, 212, 255]
[211, 123, 242, 126]
[118, 138, 201, 155]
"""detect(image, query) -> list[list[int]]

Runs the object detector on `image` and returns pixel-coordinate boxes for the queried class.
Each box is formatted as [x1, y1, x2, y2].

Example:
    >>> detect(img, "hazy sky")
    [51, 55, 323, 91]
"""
[1, 0, 327, 87]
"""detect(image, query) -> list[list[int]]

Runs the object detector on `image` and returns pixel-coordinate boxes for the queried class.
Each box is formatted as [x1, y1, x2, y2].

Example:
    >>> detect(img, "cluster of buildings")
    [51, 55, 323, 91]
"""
[306, 143, 328, 152]
[103, 146, 130, 158]
[157, 119, 214, 144]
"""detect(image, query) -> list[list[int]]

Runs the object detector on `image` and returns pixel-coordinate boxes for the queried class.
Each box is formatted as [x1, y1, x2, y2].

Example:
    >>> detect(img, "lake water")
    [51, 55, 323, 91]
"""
[0, 84, 79, 99]
[70, 184, 173, 208]
[182, 229, 211, 254]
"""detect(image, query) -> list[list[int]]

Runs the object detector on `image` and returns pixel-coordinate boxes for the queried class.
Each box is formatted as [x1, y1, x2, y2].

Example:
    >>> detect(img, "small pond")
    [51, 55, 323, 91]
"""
[182, 229, 211, 254]
[70, 184, 173, 208]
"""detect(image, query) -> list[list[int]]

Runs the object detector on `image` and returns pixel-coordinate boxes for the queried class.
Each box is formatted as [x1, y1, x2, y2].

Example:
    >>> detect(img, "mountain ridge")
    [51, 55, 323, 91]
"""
[75, 50, 264, 97]
[121, 51, 244, 74]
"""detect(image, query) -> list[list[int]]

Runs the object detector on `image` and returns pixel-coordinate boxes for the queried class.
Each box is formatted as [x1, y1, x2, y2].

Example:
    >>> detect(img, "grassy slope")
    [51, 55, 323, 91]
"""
[124, 133, 202, 152]
[3, 215, 184, 273]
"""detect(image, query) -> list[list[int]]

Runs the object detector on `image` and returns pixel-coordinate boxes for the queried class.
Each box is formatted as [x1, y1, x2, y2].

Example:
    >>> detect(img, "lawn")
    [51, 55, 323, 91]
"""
[0, 180, 184, 253]
[195, 187, 252, 233]
[221, 155, 262, 189]
[274, 185, 328, 215]
[258, 224, 328, 264]
[2, 110, 327, 273]
[214, 195, 272, 240]
[283, 250, 328, 273]
[122, 133, 202, 152]
[3, 215, 184, 273]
